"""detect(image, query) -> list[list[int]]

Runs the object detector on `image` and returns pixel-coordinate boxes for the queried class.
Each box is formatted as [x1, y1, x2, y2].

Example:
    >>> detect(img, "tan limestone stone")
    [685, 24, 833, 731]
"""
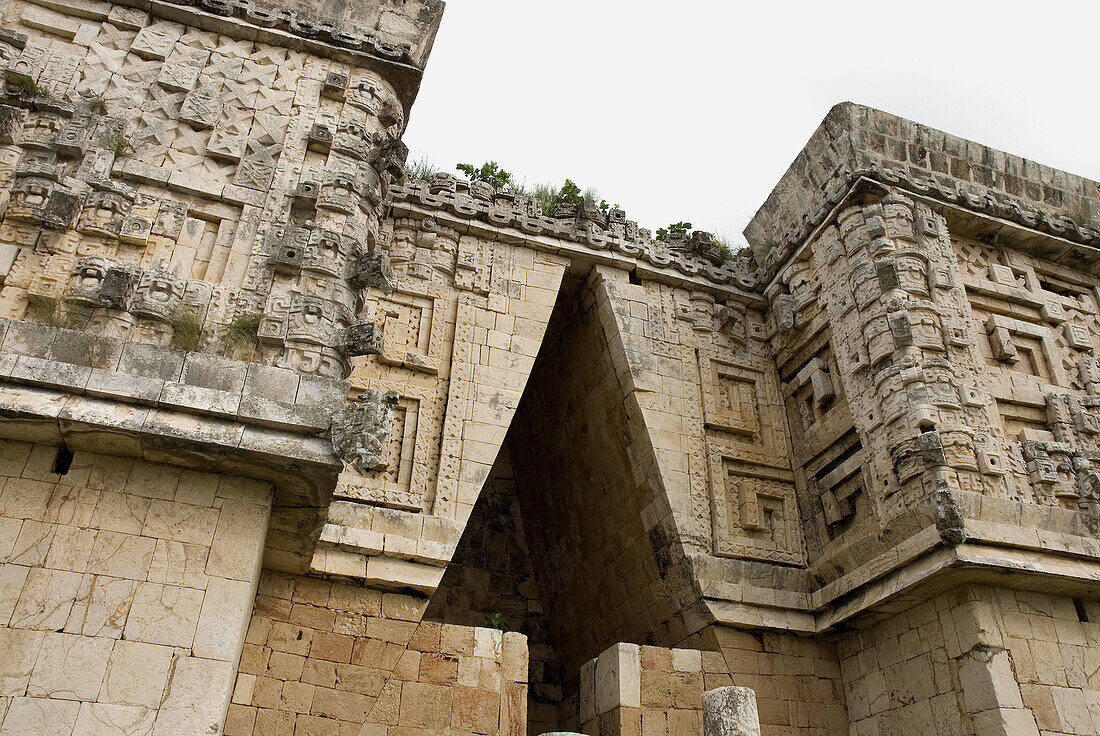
[122, 582, 204, 647]
[150, 657, 235, 736]
[100, 641, 174, 708]
[27, 632, 113, 700]
[0, 697, 79, 736]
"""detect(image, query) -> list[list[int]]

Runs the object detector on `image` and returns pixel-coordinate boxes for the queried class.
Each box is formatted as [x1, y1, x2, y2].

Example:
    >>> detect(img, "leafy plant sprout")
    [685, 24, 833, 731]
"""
[656, 221, 692, 241]
[404, 155, 440, 180]
[451, 161, 727, 243]
[223, 312, 262, 360]
[171, 307, 206, 352]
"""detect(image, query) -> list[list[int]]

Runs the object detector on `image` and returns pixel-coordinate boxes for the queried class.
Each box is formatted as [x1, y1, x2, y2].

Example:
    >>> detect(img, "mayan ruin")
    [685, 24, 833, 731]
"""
[0, 1, 1098, 735]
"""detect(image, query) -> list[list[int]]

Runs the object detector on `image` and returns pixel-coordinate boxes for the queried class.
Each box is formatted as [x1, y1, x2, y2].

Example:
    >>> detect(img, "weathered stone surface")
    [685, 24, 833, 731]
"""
[703, 686, 761, 736]
[99, 641, 173, 708]
[150, 656, 235, 736]
[349, 251, 393, 294]
[8, 2, 1100, 735]
[344, 320, 383, 357]
[331, 389, 398, 473]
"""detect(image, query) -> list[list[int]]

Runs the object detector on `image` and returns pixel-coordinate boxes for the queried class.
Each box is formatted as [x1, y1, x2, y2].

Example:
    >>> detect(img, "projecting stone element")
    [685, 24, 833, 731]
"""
[322, 71, 348, 99]
[931, 484, 965, 546]
[56, 113, 93, 158]
[703, 687, 761, 736]
[293, 180, 320, 208]
[129, 268, 184, 322]
[331, 388, 399, 473]
[349, 251, 393, 294]
[7, 167, 81, 232]
[368, 137, 409, 178]
[307, 123, 332, 153]
[67, 258, 132, 309]
[38, 188, 80, 231]
[333, 121, 373, 160]
[344, 321, 383, 357]
[771, 292, 796, 330]
[667, 229, 723, 265]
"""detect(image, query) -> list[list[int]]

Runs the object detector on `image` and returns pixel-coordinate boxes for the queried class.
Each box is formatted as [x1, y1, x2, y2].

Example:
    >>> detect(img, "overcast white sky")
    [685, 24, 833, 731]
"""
[404, 1, 1100, 245]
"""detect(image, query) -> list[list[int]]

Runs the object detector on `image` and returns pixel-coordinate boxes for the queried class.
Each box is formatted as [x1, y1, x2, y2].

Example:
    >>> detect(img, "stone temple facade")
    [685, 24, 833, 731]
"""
[2, 1, 1100, 735]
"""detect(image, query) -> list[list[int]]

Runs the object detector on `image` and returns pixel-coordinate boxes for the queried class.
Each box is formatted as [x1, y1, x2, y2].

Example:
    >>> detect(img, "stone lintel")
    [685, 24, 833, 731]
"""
[0, 382, 338, 507]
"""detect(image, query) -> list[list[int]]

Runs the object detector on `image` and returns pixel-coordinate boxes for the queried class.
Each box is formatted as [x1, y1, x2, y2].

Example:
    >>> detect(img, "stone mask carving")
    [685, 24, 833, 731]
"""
[331, 388, 400, 473]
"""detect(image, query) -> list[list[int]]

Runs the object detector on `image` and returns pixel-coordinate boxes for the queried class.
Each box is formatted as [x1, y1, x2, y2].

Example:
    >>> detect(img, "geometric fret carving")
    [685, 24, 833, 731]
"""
[712, 459, 804, 565]
[334, 394, 426, 512]
[701, 358, 761, 435]
[378, 287, 441, 374]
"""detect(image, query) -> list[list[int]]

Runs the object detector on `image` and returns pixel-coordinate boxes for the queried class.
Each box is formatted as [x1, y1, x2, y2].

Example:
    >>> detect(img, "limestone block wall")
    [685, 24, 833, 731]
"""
[314, 221, 569, 594]
[953, 229, 1100, 509]
[506, 268, 691, 677]
[835, 585, 1100, 736]
[569, 637, 843, 736]
[424, 450, 564, 736]
[0, 0, 417, 382]
[584, 262, 818, 633]
[573, 642, 715, 736]
[746, 101, 1100, 267]
[230, 569, 527, 736]
[710, 627, 846, 735]
[750, 181, 1100, 639]
[1000, 591, 1100, 736]
[0, 440, 271, 735]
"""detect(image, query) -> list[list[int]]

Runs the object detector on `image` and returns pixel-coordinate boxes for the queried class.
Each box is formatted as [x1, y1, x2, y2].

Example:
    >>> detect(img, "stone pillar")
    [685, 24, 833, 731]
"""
[703, 686, 760, 736]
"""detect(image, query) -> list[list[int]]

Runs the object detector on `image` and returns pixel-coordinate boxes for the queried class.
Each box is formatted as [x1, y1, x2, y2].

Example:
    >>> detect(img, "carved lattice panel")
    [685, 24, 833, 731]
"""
[699, 354, 789, 464]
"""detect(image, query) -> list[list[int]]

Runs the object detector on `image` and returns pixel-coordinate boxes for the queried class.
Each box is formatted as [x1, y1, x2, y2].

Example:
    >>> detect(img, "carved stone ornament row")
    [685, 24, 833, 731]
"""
[391, 175, 759, 291]
[113, 0, 415, 64]
[758, 162, 1100, 286]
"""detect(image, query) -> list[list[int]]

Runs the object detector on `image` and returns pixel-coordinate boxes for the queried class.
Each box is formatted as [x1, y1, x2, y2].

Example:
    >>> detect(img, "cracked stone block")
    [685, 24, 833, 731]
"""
[344, 320, 383, 357]
[322, 71, 348, 99]
[349, 251, 393, 294]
